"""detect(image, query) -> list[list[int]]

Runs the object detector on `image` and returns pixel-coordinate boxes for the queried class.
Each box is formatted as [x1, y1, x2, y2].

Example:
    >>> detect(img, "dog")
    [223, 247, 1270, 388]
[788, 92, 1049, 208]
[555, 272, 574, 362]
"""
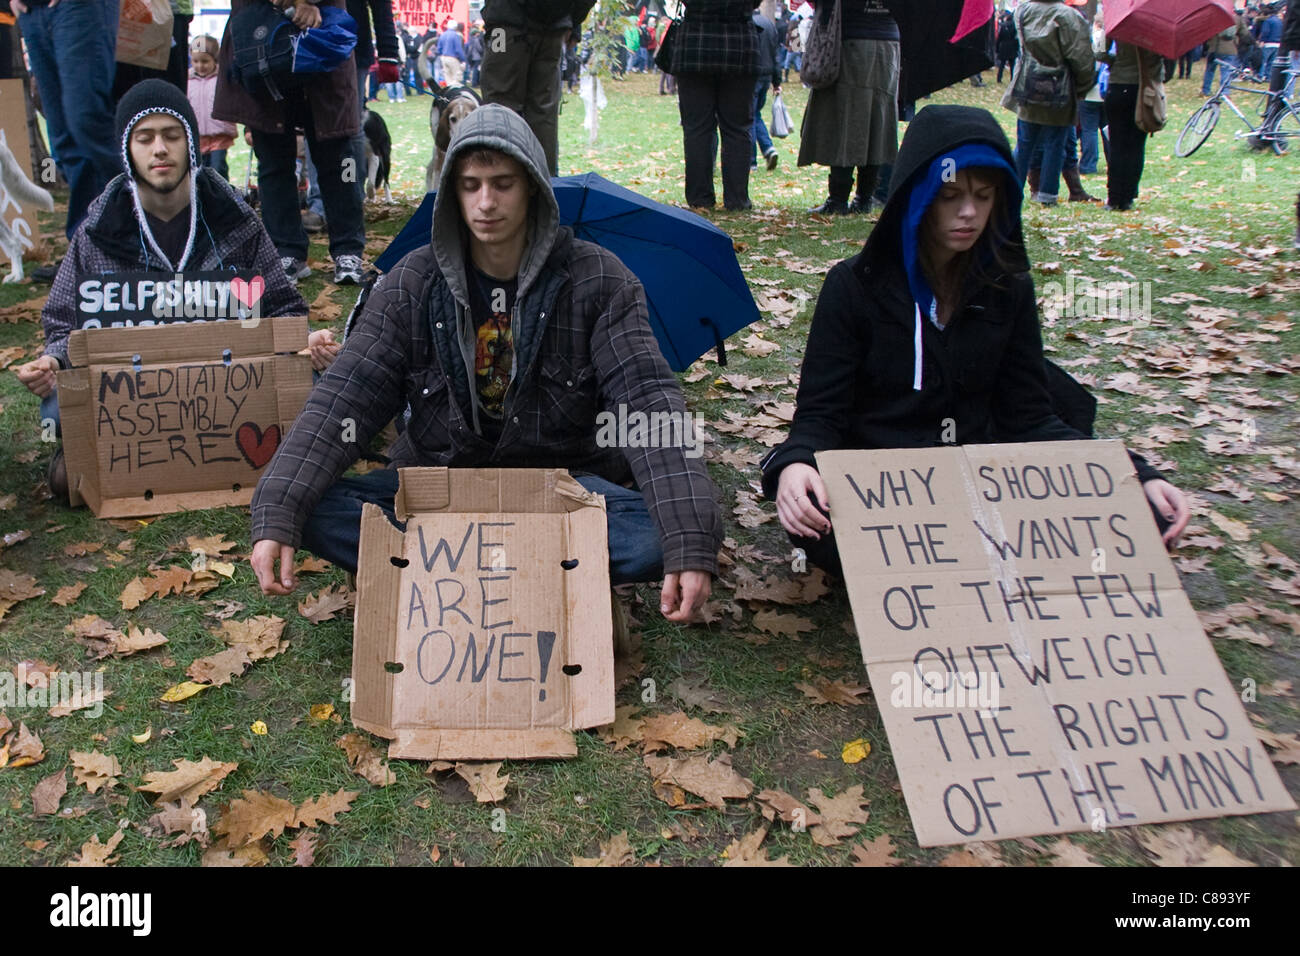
[426, 86, 481, 193]
[0, 139, 55, 283]
[362, 108, 393, 203]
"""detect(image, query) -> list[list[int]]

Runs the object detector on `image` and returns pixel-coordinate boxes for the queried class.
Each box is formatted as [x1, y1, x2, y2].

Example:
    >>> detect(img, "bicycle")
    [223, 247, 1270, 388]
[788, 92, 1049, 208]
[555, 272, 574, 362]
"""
[1175, 65, 1300, 157]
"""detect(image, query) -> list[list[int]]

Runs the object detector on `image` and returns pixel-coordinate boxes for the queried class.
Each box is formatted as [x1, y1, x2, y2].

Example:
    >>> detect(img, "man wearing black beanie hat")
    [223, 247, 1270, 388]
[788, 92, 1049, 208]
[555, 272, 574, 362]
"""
[14, 79, 308, 503]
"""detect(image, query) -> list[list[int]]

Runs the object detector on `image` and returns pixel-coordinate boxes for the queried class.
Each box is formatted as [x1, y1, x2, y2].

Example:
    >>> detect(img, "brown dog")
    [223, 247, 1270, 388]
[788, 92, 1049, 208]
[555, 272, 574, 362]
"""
[425, 88, 481, 192]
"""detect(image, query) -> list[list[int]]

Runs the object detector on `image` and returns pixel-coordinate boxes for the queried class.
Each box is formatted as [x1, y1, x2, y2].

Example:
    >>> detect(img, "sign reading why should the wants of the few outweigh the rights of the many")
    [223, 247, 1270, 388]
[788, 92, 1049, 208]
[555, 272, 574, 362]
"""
[817, 440, 1296, 848]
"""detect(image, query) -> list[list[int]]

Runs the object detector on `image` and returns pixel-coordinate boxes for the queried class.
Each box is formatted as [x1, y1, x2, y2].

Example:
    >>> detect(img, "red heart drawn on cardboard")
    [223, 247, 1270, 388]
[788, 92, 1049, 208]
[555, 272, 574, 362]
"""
[230, 275, 265, 309]
[236, 422, 280, 469]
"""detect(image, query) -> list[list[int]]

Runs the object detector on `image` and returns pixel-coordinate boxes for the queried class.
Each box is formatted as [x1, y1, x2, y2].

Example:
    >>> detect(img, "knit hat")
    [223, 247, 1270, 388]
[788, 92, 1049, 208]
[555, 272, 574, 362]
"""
[113, 78, 201, 271]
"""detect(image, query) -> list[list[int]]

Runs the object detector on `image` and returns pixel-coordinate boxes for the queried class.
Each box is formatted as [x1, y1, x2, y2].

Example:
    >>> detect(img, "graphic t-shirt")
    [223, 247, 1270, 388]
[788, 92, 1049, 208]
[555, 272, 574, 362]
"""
[467, 264, 517, 431]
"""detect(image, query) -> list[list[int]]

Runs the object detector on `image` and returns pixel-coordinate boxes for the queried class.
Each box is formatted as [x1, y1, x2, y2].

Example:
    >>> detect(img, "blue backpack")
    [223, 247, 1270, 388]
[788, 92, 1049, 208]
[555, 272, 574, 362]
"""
[228, 2, 358, 101]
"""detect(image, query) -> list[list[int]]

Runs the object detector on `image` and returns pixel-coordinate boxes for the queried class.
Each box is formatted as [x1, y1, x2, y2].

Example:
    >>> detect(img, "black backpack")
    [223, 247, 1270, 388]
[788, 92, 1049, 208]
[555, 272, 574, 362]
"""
[227, 1, 305, 101]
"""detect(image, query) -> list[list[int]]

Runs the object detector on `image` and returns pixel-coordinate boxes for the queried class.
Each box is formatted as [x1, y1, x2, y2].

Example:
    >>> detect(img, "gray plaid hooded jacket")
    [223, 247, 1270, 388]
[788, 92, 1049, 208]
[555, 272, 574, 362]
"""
[250, 104, 722, 575]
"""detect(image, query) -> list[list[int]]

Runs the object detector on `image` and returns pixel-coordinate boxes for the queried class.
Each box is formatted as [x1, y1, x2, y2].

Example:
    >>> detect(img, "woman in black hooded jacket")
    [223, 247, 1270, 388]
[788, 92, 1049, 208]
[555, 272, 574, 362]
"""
[761, 104, 1189, 574]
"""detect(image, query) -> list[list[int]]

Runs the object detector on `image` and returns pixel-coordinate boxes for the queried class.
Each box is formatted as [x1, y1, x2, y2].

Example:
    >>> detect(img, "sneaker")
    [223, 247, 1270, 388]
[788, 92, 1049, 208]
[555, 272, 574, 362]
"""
[333, 254, 364, 285]
[280, 257, 311, 283]
[302, 210, 326, 234]
[765, 149, 779, 171]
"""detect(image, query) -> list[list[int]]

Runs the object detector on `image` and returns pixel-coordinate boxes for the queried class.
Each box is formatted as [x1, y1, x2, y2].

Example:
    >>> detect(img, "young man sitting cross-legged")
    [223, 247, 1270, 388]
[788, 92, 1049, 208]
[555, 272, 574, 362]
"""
[250, 104, 722, 622]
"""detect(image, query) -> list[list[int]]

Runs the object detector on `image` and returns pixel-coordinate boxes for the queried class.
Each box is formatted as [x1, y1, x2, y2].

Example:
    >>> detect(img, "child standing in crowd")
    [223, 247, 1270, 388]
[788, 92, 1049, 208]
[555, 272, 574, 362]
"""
[187, 35, 237, 180]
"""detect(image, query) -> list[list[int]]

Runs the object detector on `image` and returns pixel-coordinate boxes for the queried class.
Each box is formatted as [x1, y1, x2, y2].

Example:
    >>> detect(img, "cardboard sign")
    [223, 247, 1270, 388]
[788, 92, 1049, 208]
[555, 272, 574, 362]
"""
[56, 316, 313, 517]
[76, 271, 267, 328]
[393, 0, 469, 32]
[352, 468, 614, 760]
[818, 441, 1296, 847]
[0, 78, 48, 271]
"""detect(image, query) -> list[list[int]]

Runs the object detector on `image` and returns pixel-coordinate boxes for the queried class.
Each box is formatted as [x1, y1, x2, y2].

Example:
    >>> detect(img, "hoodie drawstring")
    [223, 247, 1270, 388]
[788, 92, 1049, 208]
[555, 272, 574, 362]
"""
[912, 302, 923, 391]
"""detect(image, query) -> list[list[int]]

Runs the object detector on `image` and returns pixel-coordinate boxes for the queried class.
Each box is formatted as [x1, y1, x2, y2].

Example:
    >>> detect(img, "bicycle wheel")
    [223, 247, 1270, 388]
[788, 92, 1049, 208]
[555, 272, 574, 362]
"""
[1268, 103, 1300, 155]
[1176, 100, 1221, 157]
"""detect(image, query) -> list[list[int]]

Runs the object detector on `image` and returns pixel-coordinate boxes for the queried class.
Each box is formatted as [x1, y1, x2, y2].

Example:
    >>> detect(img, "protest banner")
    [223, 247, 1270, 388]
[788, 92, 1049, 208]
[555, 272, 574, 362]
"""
[56, 315, 313, 517]
[351, 468, 615, 760]
[393, 0, 469, 32]
[75, 271, 266, 328]
[818, 440, 1297, 847]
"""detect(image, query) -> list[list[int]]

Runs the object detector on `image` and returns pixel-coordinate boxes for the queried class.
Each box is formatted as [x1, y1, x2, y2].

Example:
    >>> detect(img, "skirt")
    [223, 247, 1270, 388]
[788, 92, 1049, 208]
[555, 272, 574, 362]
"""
[798, 38, 901, 168]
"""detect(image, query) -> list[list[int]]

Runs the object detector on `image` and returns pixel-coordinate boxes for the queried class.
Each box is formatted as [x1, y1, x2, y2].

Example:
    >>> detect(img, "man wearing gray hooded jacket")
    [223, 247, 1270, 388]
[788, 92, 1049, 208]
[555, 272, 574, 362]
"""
[250, 105, 721, 623]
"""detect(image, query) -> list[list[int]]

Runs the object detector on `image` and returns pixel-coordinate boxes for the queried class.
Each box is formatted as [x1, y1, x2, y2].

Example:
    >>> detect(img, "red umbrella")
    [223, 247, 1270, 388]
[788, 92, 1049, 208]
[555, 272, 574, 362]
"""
[1104, 0, 1236, 60]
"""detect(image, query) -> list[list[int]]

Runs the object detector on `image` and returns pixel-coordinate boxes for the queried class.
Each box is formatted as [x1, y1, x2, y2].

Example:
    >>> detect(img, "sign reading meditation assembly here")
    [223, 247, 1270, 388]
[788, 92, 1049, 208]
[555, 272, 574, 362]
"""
[817, 440, 1295, 847]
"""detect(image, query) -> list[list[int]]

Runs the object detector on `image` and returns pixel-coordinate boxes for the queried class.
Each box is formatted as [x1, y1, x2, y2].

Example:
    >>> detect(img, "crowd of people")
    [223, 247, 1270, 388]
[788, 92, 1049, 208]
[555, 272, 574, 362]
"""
[9, 0, 1300, 619]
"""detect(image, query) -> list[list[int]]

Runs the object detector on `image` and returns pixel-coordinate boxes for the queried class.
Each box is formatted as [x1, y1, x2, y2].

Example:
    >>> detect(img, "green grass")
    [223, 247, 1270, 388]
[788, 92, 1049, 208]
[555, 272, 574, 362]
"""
[0, 70, 1296, 867]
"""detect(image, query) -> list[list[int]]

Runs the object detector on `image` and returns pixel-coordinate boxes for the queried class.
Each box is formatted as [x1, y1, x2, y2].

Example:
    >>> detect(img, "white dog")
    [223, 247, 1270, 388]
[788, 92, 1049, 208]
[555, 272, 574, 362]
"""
[0, 139, 55, 283]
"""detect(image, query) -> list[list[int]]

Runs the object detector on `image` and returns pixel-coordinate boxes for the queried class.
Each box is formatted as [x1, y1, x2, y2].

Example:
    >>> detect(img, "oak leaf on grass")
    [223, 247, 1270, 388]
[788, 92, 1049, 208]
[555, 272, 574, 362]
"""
[336, 733, 396, 787]
[806, 785, 870, 847]
[721, 826, 792, 867]
[454, 762, 509, 803]
[213, 790, 298, 847]
[32, 766, 68, 815]
[572, 831, 635, 867]
[70, 750, 121, 794]
[643, 753, 753, 810]
[66, 829, 124, 867]
[135, 756, 238, 805]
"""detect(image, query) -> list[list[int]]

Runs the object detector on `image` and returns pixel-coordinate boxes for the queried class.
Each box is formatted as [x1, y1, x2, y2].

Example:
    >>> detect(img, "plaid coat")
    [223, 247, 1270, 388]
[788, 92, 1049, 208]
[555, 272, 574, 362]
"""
[669, 0, 761, 75]
[250, 234, 723, 575]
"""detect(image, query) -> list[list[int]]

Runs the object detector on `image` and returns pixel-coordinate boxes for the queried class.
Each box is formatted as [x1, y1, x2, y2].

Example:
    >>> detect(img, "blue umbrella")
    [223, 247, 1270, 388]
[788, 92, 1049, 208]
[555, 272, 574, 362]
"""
[374, 173, 761, 371]
[292, 6, 358, 75]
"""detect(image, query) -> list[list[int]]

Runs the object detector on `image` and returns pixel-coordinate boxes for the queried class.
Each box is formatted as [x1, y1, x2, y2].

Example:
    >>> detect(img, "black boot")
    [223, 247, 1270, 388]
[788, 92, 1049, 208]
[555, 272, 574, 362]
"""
[809, 197, 849, 215]
[810, 167, 852, 215]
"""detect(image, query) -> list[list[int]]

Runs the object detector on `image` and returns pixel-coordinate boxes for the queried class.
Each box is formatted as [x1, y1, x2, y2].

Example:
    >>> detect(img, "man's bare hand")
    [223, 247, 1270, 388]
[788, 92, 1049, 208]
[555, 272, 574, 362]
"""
[307, 328, 340, 371]
[290, 3, 321, 28]
[15, 355, 59, 398]
[251, 539, 298, 595]
[660, 570, 711, 623]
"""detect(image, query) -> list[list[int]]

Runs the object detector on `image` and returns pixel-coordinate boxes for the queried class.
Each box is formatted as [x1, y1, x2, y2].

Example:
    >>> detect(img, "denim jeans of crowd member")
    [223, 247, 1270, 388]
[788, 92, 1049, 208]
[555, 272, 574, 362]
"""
[200, 149, 229, 181]
[1029, 123, 1080, 177]
[751, 77, 775, 167]
[1015, 121, 1069, 203]
[1202, 52, 1239, 95]
[17, 0, 121, 238]
[300, 470, 665, 584]
[1078, 101, 1104, 174]
[406, 62, 427, 94]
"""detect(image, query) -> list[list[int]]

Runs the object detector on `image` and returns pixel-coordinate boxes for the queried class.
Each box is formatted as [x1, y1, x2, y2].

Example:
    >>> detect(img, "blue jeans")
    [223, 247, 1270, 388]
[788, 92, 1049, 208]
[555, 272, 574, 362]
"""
[299, 470, 665, 585]
[1015, 120, 1068, 203]
[200, 149, 229, 181]
[40, 390, 61, 436]
[17, 0, 120, 238]
[1203, 53, 1238, 95]
[1078, 102, 1103, 174]
[751, 79, 774, 165]
[1029, 122, 1079, 174]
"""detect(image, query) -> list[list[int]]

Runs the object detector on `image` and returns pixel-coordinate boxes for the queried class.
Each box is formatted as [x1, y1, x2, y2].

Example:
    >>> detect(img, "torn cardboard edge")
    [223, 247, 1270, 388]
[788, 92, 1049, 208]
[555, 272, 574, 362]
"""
[57, 315, 312, 517]
[818, 441, 1296, 847]
[352, 467, 616, 760]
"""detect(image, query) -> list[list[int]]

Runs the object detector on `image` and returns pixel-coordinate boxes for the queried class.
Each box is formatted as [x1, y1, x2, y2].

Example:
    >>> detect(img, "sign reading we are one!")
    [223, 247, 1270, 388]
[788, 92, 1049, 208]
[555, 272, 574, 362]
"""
[75, 271, 266, 329]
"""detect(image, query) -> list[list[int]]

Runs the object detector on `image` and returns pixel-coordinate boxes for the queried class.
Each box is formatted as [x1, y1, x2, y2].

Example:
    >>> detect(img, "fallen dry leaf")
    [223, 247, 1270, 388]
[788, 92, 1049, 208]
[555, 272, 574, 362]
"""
[639, 711, 741, 752]
[66, 829, 124, 867]
[721, 826, 793, 867]
[755, 788, 822, 828]
[752, 609, 815, 638]
[136, 756, 238, 805]
[1208, 511, 1252, 543]
[31, 766, 68, 815]
[213, 790, 298, 847]
[294, 788, 359, 827]
[185, 534, 236, 556]
[159, 681, 209, 703]
[298, 584, 354, 624]
[666, 677, 732, 714]
[7, 723, 46, 767]
[807, 785, 871, 847]
[216, 615, 288, 661]
[118, 566, 191, 610]
[596, 705, 645, 751]
[144, 798, 210, 848]
[1046, 838, 1102, 867]
[336, 733, 396, 787]
[49, 683, 109, 718]
[455, 762, 509, 803]
[186, 646, 252, 687]
[572, 831, 635, 867]
[644, 752, 753, 810]
[70, 750, 121, 794]
[201, 838, 269, 867]
[1139, 827, 1256, 867]
[289, 831, 317, 866]
[851, 834, 901, 867]
[51, 582, 87, 607]
[795, 676, 870, 707]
